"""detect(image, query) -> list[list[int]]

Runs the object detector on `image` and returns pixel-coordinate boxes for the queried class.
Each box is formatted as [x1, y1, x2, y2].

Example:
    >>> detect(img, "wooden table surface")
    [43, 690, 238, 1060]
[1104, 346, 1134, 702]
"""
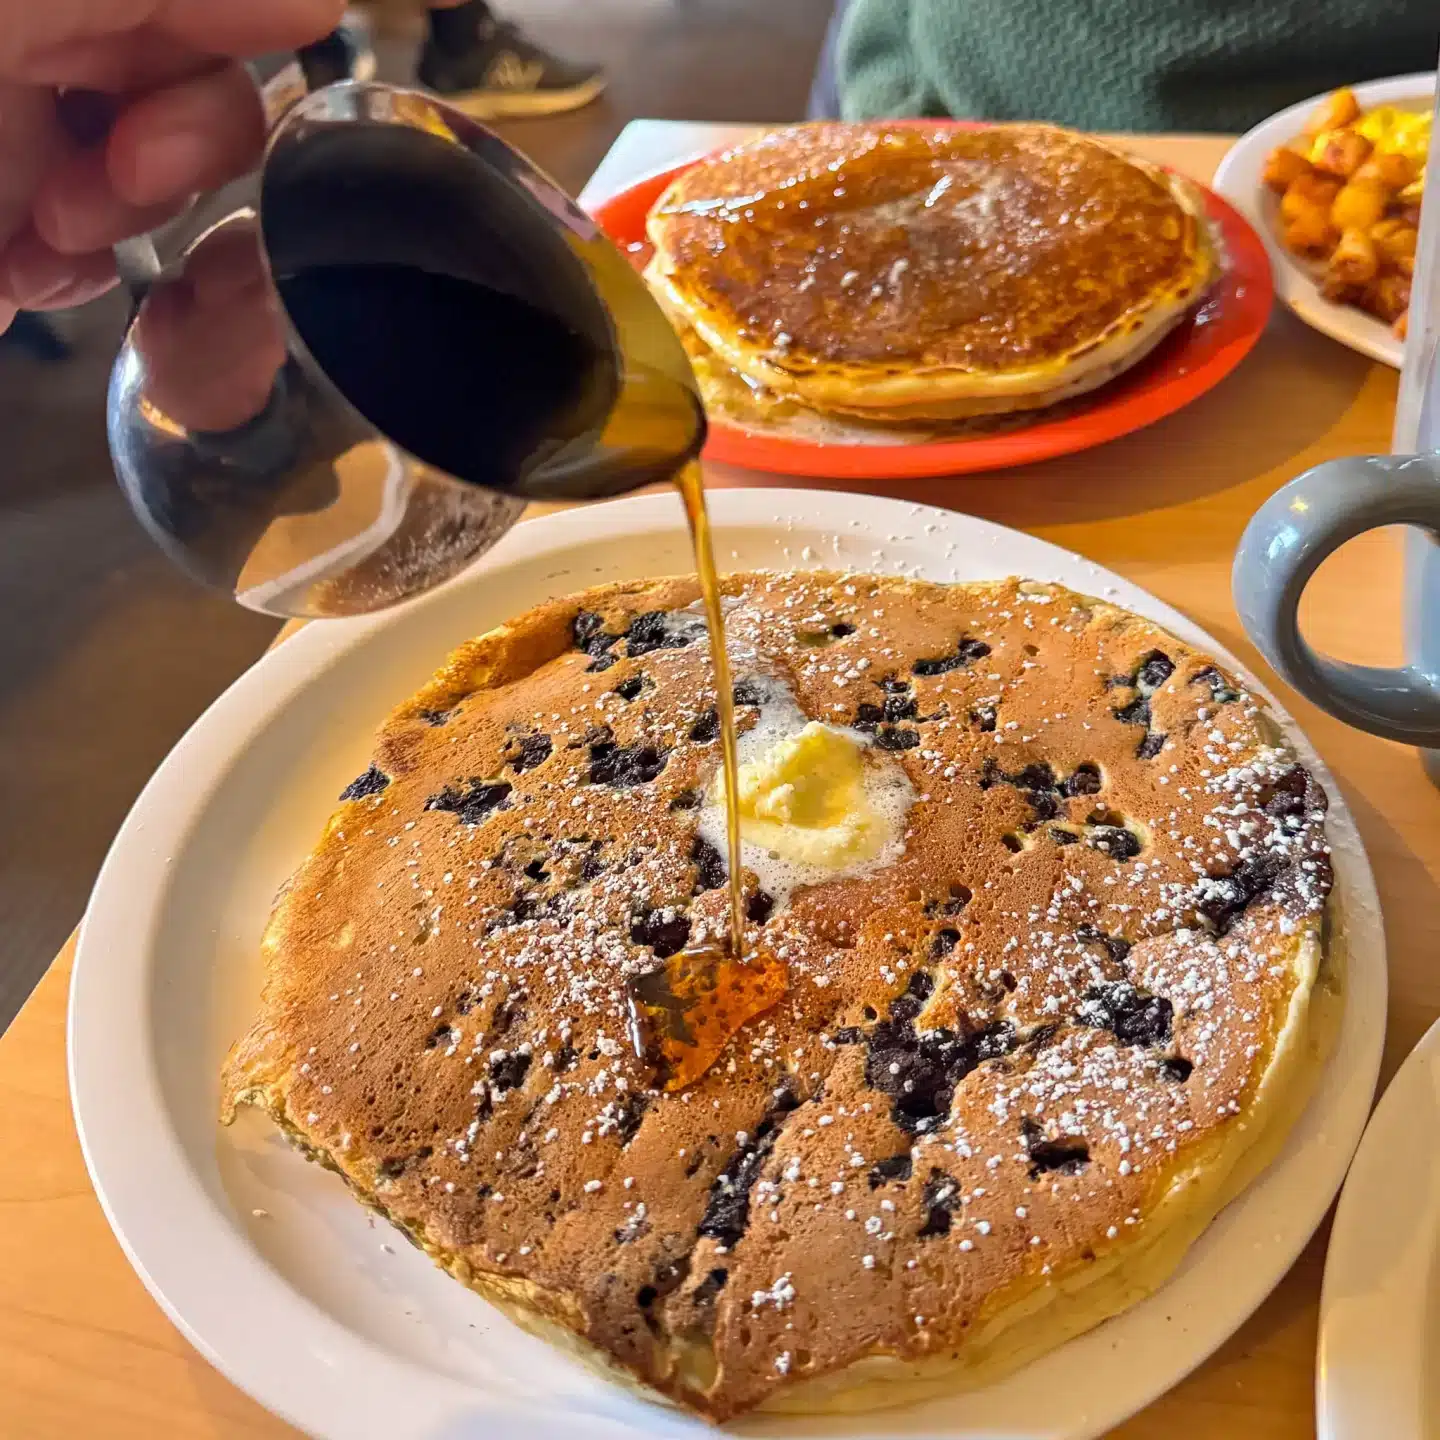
[4, 133, 1438, 1440]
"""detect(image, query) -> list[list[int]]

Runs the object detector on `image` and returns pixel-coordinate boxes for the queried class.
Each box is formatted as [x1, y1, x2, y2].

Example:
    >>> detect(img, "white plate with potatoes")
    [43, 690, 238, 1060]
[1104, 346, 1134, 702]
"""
[1214, 72, 1433, 369]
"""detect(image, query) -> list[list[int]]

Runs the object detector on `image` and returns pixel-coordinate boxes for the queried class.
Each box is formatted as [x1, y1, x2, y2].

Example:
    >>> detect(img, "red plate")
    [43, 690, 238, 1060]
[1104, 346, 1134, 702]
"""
[590, 141, 1274, 479]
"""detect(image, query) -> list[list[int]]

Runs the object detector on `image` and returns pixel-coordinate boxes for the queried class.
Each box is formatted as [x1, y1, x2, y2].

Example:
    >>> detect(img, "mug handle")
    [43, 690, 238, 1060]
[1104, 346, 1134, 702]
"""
[1233, 454, 1440, 746]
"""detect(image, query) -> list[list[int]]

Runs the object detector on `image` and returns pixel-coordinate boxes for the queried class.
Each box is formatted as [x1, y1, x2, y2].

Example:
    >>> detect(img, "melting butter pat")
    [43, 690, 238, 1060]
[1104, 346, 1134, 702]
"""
[725, 722, 890, 868]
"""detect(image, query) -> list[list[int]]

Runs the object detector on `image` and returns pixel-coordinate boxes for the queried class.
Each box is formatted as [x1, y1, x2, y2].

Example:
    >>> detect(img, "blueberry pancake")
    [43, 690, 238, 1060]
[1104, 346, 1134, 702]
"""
[221, 573, 1333, 1421]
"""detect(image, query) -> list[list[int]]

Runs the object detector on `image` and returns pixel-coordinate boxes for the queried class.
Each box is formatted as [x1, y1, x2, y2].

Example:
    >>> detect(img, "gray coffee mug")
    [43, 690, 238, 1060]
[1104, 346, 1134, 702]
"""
[1236, 82, 1440, 767]
[1234, 455, 1440, 751]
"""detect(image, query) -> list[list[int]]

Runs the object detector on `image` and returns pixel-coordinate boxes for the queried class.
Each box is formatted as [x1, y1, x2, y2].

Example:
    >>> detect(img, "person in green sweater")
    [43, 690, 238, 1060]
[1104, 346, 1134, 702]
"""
[819, 0, 1439, 131]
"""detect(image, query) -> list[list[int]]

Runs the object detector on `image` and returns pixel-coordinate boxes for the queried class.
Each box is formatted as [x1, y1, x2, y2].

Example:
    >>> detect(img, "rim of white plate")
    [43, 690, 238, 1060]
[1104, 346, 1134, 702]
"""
[1212, 71, 1435, 370]
[1318, 1015, 1440, 1440]
[70, 489, 1385, 1440]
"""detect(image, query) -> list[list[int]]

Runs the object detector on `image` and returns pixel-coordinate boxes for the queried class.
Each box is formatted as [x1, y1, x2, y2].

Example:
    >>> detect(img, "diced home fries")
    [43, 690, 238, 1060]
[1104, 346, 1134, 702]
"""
[1264, 87, 1426, 340]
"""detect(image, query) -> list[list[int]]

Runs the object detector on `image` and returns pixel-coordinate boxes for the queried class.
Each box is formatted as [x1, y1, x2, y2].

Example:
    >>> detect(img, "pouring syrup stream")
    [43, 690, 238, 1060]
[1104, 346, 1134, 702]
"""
[620, 461, 792, 1093]
[675, 459, 745, 963]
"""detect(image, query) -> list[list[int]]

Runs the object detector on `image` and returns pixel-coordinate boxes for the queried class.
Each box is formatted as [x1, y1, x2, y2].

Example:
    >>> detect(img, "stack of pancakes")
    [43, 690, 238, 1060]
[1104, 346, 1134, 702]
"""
[222, 573, 1333, 1420]
[644, 123, 1217, 429]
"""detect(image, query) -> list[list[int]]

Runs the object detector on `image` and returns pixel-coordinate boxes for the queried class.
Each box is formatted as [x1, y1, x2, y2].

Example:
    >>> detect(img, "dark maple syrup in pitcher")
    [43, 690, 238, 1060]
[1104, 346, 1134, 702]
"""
[274, 231, 760, 1086]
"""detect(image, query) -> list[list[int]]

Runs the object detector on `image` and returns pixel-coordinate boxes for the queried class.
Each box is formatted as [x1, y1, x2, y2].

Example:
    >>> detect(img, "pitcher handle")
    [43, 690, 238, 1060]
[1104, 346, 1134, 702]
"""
[102, 36, 353, 306]
[1233, 454, 1440, 745]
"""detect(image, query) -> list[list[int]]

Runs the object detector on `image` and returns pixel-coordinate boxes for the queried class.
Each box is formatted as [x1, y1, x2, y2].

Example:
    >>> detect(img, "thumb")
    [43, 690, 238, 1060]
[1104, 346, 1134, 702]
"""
[150, 0, 351, 57]
[1, 0, 348, 81]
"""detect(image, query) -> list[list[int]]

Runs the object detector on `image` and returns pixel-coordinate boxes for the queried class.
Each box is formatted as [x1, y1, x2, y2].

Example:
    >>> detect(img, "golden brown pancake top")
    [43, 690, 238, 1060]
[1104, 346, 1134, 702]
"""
[222, 574, 1330, 1420]
[648, 123, 1205, 373]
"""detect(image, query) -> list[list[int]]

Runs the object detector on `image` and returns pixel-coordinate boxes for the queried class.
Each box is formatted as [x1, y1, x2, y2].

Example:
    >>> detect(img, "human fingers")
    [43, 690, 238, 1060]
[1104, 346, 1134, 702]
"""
[0, 0, 341, 331]
[16, 27, 204, 90]
[32, 145, 177, 254]
[0, 82, 66, 326]
[32, 61, 263, 254]
[0, 0, 347, 81]
[0, 82, 63, 244]
[24, 264, 118, 312]
[0, 222, 115, 309]
[134, 241, 287, 431]
[108, 59, 266, 208]
[150, 0, 350, 58]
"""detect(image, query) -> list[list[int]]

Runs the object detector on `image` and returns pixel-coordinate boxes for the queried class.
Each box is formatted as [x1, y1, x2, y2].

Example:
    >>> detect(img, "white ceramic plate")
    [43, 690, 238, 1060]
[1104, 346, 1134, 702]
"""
[1318, 1016, 1440, 1440]
[1212, 72, 1434, 369]
[70, 489, 1386, 1440]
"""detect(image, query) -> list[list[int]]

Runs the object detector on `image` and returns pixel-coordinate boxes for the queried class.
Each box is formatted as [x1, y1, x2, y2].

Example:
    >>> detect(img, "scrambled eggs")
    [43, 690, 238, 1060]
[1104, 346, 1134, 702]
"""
[1315, 105, 1429, 202]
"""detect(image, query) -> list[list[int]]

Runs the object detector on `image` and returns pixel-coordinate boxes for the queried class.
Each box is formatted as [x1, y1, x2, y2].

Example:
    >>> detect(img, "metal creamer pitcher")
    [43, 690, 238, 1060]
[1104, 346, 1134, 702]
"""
[107, 44, 704, 617]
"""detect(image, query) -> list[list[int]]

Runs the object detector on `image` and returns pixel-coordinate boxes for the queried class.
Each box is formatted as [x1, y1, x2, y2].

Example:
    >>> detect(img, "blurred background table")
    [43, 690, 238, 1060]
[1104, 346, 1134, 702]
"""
[3, 118, 1439, 1440]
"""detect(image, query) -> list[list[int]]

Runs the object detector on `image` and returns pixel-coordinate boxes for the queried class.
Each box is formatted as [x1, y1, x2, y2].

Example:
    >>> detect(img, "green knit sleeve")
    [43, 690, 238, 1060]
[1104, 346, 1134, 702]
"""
[835, 0, 1438, 133]
[837, 0, 951, 123]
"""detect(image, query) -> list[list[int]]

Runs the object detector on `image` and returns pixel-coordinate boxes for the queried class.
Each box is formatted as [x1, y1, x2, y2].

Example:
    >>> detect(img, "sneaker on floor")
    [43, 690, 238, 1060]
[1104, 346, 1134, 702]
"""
[254, 11, 375, 125]
[418, 21, 605, 119]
